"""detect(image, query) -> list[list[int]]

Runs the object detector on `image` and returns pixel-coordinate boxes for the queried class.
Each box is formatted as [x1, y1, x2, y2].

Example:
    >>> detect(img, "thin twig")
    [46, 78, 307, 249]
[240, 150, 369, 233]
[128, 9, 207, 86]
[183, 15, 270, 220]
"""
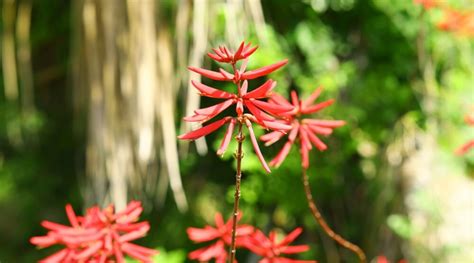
[302, 168, 367, 263]
[229, 121, 244, 263]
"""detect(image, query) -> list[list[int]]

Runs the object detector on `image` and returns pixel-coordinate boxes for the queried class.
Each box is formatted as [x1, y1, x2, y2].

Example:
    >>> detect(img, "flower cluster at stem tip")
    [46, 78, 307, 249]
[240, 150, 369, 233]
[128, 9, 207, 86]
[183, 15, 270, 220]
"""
[179, 41, 292, 173]
[30, 201, 157, 263]
[187, 212, 316, 263]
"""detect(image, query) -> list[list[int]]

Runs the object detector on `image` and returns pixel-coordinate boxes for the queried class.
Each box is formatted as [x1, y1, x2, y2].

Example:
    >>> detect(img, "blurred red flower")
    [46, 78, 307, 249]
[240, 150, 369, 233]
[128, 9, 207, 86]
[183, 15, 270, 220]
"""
[413, 0, 438, 9]
[261, 88, 345, 169]
[377, 255, 408, 263]
[456, 111, 474, 155]
[437, 9, 474, 37]
[30, 201, 157, 263]
[179, 41, 292, 172]
[242, 227, 316, 263]
[207, 41, 258, 64]
[187, 212, 254, 263]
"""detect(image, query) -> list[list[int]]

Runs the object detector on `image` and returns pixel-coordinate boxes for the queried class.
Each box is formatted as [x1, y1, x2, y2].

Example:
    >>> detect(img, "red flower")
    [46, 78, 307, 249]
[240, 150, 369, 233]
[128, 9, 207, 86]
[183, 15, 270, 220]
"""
[261, 88, 345, 169]
[242, 227, 316, 263]
[207, 42, 258, 64]
[187, 212, 254, 263]
[179, 41, 292, 172]
[30, 201, 158, 263]
[413, 0, 438, 9]
[456, 111, 474, 155]
[437, 9, 474, 37]
[376, 255, 408, 263]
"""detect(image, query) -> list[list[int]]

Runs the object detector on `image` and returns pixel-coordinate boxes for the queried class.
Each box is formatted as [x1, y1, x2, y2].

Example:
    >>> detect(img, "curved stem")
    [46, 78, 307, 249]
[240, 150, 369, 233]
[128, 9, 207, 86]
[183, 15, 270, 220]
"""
[302, 168, 366, 263]
[229, 121, 244, 263]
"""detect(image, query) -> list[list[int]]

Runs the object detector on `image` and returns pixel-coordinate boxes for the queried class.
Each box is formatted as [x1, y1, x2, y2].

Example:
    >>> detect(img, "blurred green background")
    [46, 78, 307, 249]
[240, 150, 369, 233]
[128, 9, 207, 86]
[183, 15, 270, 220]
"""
[0, 0, 473, 262]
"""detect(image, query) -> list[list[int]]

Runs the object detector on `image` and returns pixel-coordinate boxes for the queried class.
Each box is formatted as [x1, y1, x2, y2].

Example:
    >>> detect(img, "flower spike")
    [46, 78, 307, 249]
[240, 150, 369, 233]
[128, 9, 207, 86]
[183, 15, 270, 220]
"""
[262, 88, 345, 169]
[30, 201, 158, 262]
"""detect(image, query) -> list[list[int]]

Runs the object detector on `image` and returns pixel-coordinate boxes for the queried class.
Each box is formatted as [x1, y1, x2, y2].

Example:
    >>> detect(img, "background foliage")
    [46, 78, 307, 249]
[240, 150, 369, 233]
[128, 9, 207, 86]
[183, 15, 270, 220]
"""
[0, 0, 472, 262]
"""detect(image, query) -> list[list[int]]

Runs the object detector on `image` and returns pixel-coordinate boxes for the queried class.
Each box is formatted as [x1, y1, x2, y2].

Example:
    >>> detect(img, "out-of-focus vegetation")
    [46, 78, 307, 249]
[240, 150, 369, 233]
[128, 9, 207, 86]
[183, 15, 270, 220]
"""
[0, 0, 472, 262]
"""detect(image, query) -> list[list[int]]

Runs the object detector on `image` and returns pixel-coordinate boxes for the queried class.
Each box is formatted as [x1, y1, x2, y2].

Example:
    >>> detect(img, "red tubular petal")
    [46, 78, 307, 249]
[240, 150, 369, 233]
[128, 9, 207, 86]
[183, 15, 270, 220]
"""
[223, 46, 231, 57]
[251, 99, 294, 114]
[217, 119, 236, 156]
[188, 66, 231, 81]
[121, 242, 158, 256]
[116, 206, 143, 224]
[122, 245, 156, 263]
[245, 119, 271, 173]
[455, 140, 474, 155]
[244, 79, 276, 99]
[233, 41, 246, 60]
[236, 100, 244, 116]
[212, 48, 226, 58]
[241, 80, 249, 95]
[261, 130, 285, 146]
[65, 204, 79, 227]
[215, 212, 226, 229]
[280, 245, 310, 254]
[302, 86, 323, 108]
[193, 99, 234, 120]
[115, 221, 149, 232]
[269, 141, 293, 167]
[270, 93, 293, 108]
[188, 241, 226, 261]
[118, 224, 150, 243]
[306, 125, 333, 135]
[291, 90, 300, 108]
[40, 221, 70, 231]
[178, 117, 230, 140]
[299, 126, 313, 150]
[74, 241, 103, 260]
[241, 59, 288, 80]
[301, 99, 335, 114]
[305, 126, 328, 151]
[236, 225, 255, 236]
[61, 230, 104, 245]
[38, 248, 69, 263]
[300, 141, 309, 169]
[242, 45, 258, 58]
[219, 68, 234, 80]
[207, 52, 225, 62]
[245, 101, 276, 122]
[239, 58, 248, 74]
[30, 234, 57, 247]
[279, 227, 303, 246]
[183, 114, 208, 122]
[262, 120, 293, 131]
[187, 226, 221, 242]
[288, 122, 300, 142]
[114, 244, 125, 263]
[302, 119, 346, 128]
[191, 80, 234, 99]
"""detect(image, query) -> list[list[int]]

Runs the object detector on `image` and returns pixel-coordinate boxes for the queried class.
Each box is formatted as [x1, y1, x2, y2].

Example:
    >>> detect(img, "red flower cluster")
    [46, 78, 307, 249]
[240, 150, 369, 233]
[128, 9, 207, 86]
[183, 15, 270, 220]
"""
[376, 255, 408, 263]
[179, 41, 292, 173]
[413, 0, 437, 9]
[187, 212, 314, 263]
[414, 0, 474, 37]
[187, 212, 253, 263]
[30, 201, 158, 263]
[261, 88, 345, 169]
[437, 9, 474, 37]
[456, 111, 474, 155]
[243, 228, 316, 263]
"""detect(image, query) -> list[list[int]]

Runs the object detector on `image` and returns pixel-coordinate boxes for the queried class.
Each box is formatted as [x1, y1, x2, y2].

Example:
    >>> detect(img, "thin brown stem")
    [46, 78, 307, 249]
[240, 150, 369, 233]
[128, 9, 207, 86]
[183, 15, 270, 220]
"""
[302, 168, 367, 263]
[229, 121, 244, 263]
